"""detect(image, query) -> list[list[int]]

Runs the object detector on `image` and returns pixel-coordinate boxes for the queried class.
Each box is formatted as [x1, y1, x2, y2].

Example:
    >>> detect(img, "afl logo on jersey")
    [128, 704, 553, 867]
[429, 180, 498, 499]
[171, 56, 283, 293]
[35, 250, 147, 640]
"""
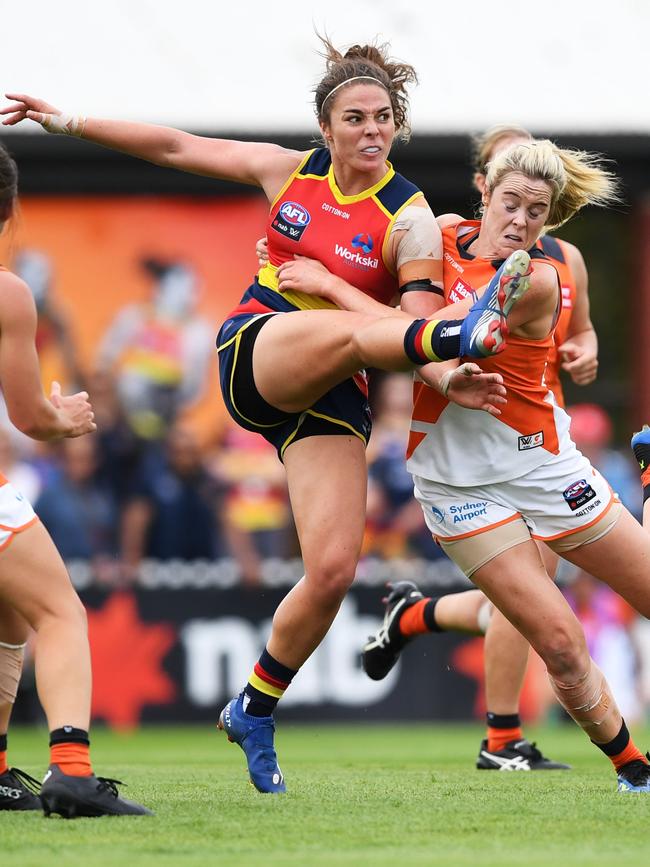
[279, 202, 311, 227]
[271, 201, 312, 242]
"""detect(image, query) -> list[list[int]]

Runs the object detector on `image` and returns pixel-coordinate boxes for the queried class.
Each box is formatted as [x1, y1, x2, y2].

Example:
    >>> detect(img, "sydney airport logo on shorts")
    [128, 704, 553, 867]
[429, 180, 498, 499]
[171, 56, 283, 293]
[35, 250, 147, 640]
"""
[518, 430, 544, 451]
[271, 201, 311, 241]
[449, 501, 488, 524]
[563, 479, 597, 512]
[335, 233, 379, 270]
[430, 506, 446, 525]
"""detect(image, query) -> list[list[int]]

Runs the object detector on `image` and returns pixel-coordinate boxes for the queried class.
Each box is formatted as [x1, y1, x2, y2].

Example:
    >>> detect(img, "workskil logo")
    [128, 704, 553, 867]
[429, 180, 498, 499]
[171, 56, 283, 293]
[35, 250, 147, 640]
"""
[335, 232, 379, 270]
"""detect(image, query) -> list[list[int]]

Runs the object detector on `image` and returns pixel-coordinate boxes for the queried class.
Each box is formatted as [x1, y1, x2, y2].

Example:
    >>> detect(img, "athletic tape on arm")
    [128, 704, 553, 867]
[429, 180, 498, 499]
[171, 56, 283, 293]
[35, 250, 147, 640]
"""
[393, 206, 442, 269]
[39, 113, 86, 136]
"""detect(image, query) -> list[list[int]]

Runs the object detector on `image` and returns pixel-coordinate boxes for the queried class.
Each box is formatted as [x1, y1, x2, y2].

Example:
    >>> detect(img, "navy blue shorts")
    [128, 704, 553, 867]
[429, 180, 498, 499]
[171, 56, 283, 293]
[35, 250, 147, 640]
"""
[216, 311, 372, 460]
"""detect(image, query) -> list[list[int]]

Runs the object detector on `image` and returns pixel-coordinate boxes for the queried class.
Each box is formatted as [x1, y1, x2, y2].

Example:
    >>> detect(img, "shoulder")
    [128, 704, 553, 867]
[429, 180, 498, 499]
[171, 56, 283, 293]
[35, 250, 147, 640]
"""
[436, 213, 464, 229]
[561, 240, 587, 277]
[0, 269, 36, 316]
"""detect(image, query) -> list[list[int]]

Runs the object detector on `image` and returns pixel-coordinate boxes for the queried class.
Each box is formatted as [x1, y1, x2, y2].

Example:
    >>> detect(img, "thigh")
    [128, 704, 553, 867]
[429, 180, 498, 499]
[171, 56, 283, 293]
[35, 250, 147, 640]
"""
[252, 309, 372, 412]
[0, 522, 82, 628]
[470, 539, 584, 661]
[283, 434, 368, 571]
[561, 507, 650, 617]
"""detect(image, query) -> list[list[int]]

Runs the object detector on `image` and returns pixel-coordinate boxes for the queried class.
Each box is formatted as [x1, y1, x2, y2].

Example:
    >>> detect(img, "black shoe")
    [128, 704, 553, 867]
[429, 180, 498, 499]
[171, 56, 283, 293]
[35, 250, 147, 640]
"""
[476, 738, 571, 771]
[361, 581, 425, 681]
[0, 767, 42, 811]
[617, 752, 650, 792]
[40, 764, 153, 818]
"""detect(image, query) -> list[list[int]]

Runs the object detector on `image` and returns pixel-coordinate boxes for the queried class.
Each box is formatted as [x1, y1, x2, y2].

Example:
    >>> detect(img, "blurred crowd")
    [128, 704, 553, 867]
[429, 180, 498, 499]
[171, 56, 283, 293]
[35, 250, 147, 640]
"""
[6, 248, 650, 722]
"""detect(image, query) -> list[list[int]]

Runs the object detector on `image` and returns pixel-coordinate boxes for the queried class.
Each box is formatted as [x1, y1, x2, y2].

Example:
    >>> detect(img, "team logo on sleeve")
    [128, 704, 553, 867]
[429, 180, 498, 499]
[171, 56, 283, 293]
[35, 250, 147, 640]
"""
[563, 479, 597, 512]
[271, 201, 311, 241]
[518, 431, 544, 451]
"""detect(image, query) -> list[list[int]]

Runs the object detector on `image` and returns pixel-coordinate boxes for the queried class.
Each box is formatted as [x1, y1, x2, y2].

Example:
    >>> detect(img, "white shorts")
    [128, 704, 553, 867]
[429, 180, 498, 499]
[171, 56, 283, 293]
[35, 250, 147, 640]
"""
[413, 445, 616, 544]
[0, 482, 38, 552]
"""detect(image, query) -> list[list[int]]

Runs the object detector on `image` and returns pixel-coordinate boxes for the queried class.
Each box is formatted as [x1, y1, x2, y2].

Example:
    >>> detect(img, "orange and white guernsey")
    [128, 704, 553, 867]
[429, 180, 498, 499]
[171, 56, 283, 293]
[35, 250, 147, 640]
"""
[537, 236, 577, 408]
[250, 147, 423, 312]
[406, 219, 568, 486]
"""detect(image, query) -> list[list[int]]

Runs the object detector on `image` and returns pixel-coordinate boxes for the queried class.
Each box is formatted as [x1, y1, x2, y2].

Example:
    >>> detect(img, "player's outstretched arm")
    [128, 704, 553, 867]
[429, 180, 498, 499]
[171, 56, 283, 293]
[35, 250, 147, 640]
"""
[1, 93, 302, 195]
[0, 271, 95, 440]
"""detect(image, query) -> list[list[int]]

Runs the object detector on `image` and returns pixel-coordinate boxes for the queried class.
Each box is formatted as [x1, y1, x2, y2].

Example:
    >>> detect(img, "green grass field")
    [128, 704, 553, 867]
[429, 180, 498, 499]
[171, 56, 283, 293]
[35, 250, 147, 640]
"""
[3, 722, 650, 866]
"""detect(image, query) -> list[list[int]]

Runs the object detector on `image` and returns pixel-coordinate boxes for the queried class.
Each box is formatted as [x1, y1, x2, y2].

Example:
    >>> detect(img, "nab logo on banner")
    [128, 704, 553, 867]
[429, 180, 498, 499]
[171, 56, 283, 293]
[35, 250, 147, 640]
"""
[271, 201, 311, 242]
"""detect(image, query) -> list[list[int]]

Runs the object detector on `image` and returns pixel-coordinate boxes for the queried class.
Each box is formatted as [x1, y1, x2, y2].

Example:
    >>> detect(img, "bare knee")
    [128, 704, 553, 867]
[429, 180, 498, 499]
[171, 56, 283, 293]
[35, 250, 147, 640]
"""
[304, 552, 357, 609]
[536, 620, 589, 680]
[34, 590, 88, 636]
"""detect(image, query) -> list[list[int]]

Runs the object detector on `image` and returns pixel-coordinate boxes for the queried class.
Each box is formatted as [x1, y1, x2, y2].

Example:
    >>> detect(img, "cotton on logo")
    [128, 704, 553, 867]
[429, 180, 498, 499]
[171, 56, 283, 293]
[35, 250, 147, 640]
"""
[279, 202, 311, 226]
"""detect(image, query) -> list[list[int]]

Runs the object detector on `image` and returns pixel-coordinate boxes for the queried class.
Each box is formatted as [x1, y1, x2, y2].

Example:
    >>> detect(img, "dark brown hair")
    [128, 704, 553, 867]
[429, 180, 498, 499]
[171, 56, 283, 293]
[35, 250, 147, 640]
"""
[0, 141, 18, 223]
[314, 37, 417, 141]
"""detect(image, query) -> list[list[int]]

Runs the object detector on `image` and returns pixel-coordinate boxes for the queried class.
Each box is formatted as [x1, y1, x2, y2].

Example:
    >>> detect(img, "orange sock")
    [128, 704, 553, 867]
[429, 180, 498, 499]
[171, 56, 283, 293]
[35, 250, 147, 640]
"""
[610, 740, 647, 771]
[488, 726, 524, 752]
[0, 749, 7, 775]
[399, 599, 430, 636]
[50, 742, 93, 777]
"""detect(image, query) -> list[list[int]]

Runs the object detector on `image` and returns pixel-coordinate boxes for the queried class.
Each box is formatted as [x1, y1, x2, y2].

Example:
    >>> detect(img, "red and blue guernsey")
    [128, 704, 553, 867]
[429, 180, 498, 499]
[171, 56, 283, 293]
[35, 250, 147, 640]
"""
[228, 147, 424, 317]
[217, 149, 423, 457]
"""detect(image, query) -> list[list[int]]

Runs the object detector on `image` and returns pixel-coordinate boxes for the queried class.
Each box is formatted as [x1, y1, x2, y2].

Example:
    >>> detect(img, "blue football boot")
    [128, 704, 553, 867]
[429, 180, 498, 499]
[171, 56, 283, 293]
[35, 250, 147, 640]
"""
[631, 424, 650, 478]
[459, 250, 532, 357]
[218, 693, 286, 794]
[617, 753, 650, 792]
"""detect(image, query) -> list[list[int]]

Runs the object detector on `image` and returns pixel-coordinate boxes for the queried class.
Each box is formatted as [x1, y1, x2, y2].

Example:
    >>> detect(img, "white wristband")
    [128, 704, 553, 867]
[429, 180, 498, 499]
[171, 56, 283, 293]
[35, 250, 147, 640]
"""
[40, 112, 86, 137]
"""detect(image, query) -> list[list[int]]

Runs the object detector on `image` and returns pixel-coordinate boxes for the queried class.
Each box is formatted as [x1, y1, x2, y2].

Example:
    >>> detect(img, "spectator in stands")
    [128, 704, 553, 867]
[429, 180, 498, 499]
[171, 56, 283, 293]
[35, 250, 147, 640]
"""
[97, 258, 212, 440]
[87, 368, 147, 505]
[34, 435, 119, 575]
[121, 423, 227, 572]
[213, 425, 296, 585]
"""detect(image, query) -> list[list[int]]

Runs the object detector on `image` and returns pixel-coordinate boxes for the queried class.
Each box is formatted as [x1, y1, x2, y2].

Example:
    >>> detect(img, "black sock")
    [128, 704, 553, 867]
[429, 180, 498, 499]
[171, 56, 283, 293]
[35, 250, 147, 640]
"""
[486, 712, 522, 730]
[49, 726, 90, 746]
[423, 598, 445, 632]
[592, 720, 630, 757]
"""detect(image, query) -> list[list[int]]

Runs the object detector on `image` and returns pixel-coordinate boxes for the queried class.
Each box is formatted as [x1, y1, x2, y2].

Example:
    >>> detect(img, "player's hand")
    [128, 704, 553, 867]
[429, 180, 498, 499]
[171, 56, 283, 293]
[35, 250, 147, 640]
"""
[276, 255, 333, 296]
[1, 93, 62, 126]
[442, 363, 507, 416]
[558, 340, 598, 385]
[255, 236, 270, 267]
[50, 381, 97, 437]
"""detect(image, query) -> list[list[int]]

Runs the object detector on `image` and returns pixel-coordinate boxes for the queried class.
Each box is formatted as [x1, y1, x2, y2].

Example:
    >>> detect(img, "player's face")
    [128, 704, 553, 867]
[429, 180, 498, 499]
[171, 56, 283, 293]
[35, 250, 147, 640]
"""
[482, 172, 552, 255]
[321, 84, 395, 175]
